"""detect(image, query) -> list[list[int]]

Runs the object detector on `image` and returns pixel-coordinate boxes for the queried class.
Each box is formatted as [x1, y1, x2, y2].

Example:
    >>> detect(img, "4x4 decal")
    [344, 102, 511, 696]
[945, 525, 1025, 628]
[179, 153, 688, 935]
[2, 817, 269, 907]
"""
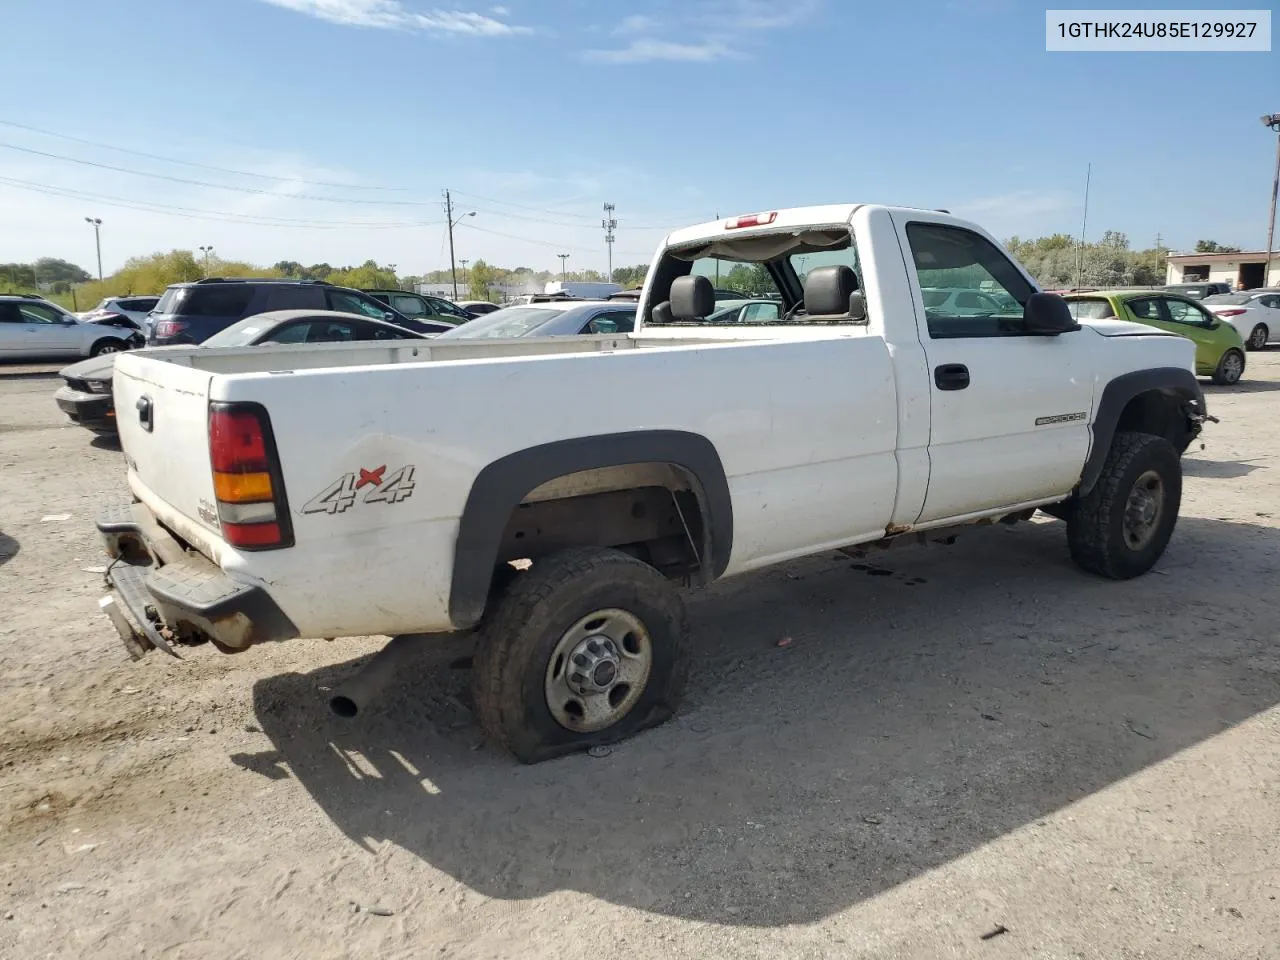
[302, 464, 416, 515]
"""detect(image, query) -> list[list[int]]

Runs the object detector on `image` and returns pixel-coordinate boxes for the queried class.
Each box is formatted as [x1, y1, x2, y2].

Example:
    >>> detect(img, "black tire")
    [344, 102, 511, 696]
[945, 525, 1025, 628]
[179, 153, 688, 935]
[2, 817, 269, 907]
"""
[1247, 324, 1268, 351]
[1067, 431, 1181, 580]
[90, 338, 126, 357]
[472, 547, 688, 763]
[1211, 348, 1244, 385]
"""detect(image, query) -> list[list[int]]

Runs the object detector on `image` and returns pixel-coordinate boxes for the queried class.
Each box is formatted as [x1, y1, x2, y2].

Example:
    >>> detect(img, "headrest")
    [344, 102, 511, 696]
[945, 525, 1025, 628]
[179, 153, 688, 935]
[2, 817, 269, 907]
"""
[804, 265, 860, 316]
[651, 300, 674, 325]
[670, 275, 714, 320]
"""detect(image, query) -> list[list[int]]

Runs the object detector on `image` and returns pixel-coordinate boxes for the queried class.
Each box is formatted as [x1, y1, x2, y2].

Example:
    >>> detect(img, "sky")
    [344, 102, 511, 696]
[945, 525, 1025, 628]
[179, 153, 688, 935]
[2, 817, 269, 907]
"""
[1, 0, 1276, 277]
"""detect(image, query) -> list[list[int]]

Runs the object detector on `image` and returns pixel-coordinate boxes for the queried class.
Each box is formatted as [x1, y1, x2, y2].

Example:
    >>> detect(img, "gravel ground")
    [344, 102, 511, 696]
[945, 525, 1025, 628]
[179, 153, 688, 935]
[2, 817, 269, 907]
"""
[1, 354, 1278, 959]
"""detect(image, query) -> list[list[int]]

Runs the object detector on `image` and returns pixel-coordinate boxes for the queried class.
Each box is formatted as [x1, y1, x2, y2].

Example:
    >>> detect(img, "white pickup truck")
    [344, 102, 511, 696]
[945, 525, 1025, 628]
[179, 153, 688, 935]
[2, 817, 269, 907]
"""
[97, 204, 1209, 762]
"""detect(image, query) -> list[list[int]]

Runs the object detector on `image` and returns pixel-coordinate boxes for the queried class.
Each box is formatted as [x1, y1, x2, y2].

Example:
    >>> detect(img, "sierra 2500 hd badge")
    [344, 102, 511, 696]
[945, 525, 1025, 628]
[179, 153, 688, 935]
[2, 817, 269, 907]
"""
[302, 464, 416, 515]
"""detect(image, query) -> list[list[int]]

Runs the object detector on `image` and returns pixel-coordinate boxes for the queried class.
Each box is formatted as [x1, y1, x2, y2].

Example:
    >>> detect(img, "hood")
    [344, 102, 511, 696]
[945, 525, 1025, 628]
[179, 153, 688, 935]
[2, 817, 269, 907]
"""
[1080, 318, 1179, 338]
[59, 353, 117, 382]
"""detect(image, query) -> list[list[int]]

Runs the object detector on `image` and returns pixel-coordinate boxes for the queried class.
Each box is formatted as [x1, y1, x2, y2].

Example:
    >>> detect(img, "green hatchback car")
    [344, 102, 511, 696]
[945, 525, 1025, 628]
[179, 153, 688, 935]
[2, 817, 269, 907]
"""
[1064, 289, 1246, 385]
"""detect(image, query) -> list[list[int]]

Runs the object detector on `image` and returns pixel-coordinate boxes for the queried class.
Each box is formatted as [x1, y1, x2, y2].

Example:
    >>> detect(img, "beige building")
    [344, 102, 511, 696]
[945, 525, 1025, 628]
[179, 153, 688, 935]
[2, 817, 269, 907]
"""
[1165, 250, 1280, 289]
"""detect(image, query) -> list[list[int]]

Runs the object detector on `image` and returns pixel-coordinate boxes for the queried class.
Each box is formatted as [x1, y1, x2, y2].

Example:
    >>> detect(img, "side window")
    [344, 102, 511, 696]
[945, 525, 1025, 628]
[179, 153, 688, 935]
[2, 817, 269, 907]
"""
[326, 290, 386, 319]
[373, 324, 412, 340]
[1127, 298, 1168, 323]
[19, 303, 65, 324]
[184, 287, 256, 317]
[263, 285, 325, 311]
[309, 320, 358, 342]
[0, 303, 25, 323]
[429, 297, 470, 319]
[1164, 298, 1211, 326]
[905, 222, 1033, 339]
[585, 310, 635, 334]
[1260, 295, 1280, 309]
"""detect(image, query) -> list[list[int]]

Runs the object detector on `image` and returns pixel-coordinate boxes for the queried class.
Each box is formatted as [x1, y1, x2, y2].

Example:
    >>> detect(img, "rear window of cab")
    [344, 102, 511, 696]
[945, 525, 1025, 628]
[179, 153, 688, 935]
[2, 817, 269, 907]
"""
[1066, 298, 1116, 320]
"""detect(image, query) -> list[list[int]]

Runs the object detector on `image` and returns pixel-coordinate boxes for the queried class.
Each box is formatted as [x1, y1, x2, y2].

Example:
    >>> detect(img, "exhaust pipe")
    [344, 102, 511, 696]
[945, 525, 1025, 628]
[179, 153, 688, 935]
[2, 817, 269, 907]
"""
[329, 635, 421, 718]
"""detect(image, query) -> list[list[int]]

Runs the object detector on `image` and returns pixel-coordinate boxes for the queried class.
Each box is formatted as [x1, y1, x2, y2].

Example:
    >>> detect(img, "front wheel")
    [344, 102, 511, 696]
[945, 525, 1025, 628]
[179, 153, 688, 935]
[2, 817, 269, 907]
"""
[1067, 431, 1181, 580]
[1247, 324, 1269, 351]
[472, 547, 688, 763]
[1211, 348, 1245, 385]
[90, 339, 125, 357]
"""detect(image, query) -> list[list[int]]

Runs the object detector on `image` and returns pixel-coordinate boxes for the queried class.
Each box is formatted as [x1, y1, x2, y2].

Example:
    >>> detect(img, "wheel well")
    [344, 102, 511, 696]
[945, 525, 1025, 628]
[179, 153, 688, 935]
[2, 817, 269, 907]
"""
[1115, 389, 1191, 449]
[496, 463, 708, 582]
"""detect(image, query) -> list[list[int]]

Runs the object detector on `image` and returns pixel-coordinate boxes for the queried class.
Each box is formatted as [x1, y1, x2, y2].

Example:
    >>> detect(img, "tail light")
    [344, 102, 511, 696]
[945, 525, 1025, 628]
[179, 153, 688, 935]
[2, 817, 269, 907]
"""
[154, 319, 189, 338]
[208, 403, 293, 550]
[1214, 309, 1246, 317]
[725, 211, 777, 230]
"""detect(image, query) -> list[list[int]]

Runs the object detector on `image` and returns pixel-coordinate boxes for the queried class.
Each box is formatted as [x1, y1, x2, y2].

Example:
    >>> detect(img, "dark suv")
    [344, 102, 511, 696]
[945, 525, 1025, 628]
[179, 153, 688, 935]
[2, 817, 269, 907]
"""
[147, 278, 453, 345]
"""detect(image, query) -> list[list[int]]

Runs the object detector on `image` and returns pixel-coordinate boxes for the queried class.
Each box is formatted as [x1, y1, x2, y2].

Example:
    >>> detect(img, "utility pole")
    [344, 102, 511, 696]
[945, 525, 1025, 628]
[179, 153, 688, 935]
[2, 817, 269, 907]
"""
[1263, 114, 1280, 289]
[714, 212, 719, 285]
[557, 253, 570, 282]
[84, 217, 103, 281]
[444, 189, 477, 299]
[601, 203, 617, 281]
[459, 258, 469, 284]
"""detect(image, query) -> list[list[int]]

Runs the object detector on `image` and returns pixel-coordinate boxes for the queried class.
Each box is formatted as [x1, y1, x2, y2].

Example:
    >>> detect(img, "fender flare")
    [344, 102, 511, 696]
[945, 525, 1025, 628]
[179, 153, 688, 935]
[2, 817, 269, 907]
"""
[1080, 367, 1205, 496]
[449, 430, 733, 629]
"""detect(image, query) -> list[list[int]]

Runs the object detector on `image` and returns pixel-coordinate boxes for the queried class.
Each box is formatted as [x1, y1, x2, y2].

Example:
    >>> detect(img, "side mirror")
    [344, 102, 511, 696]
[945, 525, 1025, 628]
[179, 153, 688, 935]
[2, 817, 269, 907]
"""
[383, 311, 396, 323]
[1024, 292, 1080, 335]
[63, 317, 78, 325]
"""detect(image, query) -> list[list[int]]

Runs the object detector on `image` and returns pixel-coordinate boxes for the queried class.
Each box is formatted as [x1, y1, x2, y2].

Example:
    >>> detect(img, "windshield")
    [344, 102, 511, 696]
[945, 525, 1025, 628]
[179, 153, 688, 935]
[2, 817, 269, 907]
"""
[1065, 298, 1116, 319]
[435, 306, 565, 339]
[1202, 293, 1253, 305]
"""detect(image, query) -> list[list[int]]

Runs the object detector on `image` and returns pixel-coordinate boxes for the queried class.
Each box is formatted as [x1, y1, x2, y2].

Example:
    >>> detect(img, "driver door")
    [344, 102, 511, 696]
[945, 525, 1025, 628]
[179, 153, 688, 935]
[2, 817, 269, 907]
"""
[892, 214, 1096, 524]
[18, 302, 84, 356]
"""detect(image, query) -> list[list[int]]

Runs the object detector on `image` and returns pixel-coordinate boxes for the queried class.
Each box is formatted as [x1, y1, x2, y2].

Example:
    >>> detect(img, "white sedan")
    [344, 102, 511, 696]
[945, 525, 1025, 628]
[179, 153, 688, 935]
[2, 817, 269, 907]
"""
[1203, 290, 1280, 350]
[0, 296, 136, 360]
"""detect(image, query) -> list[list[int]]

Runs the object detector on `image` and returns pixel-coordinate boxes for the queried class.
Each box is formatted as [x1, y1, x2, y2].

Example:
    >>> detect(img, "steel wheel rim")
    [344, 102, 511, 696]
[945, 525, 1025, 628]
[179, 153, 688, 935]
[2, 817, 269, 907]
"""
[544, 608, 653, 733]
[1122, 469, 1165, 551]
[1222, 351, 1243, 382]
[1251, 327, 1268, 349]
[98, 343, 122, 354]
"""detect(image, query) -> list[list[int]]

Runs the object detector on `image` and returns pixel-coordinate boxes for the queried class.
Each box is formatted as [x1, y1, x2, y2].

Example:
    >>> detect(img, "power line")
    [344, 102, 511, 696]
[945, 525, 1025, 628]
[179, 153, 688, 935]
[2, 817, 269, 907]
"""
[458, 221, 648, 257]
[0, 118, 404, 190]
[0, 142, 437, 206]
[452, 188, 702, 228]
[0, 175, 438, 228]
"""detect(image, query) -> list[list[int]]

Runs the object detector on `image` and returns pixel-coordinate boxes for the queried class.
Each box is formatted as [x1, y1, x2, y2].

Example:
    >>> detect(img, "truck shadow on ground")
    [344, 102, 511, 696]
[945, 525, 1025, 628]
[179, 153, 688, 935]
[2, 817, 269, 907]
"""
[1182, 457, 1266, 479]
[243, 515, 1280, 926]
[0, 532, 18, 567]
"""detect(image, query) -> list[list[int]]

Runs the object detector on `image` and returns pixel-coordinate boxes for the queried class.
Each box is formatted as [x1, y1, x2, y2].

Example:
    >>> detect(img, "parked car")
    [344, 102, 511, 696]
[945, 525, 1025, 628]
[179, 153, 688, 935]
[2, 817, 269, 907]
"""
[97, 203, 1207, 763]
[80, 296, 161, 326]
[706, 298, 783, 323]
[1202, 289, 1280, 350]
[1063, 289, 1246, 385]
[436, 301, 636, 339]
[363, 289, 473, 325]
[455, 300, 502, 316]
[147, 278, 452, 346]
[55, 310, 425, 434]
[0, 294, 137, 360]
[1162, 282, 1233, 300]
[921, 287, 1012, 316]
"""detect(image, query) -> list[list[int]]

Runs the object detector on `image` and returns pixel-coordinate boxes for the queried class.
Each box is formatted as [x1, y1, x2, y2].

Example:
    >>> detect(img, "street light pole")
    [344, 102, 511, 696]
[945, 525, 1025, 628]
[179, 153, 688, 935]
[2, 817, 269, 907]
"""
[1262, 114, 1280, 289]
[557, 253, 570, 282]
[198, 245, 214, 278]
[84, 217, 103, 281]
[444, 189, 477, 300]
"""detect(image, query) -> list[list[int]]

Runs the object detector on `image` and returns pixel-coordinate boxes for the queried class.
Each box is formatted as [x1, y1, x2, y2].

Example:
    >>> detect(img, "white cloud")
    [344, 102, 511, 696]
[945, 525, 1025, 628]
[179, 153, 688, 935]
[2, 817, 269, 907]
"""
[614, 14, 659, 34]
[259, 0, 532, 35]
[584, 38, 737, 63]
[712, 0, 820, 30]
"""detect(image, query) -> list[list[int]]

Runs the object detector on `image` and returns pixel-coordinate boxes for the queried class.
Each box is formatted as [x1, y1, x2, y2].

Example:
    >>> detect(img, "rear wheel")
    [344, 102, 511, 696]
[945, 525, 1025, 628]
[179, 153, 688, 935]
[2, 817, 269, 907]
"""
[1247, 324, 1269, 351]
[1211, 348, 1244, 385]
[472, 547, 688, 763]
[1067, 431, 1181, 580]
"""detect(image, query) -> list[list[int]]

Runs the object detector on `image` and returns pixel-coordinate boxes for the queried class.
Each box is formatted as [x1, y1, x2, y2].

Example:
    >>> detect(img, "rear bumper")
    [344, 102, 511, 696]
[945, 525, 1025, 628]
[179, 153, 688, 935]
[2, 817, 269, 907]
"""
[55, 385, 116, 432]
[96, 502, 298, 656]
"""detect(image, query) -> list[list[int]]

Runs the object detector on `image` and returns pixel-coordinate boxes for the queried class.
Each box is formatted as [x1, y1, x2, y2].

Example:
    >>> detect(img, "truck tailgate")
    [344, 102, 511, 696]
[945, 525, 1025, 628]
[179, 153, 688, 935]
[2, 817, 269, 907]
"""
[112, 352, 221, 552]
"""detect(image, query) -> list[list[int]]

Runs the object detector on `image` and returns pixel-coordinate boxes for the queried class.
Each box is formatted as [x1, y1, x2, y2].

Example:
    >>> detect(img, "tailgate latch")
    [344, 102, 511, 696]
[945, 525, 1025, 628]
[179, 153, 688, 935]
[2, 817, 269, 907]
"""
[136, 394, 154, 432]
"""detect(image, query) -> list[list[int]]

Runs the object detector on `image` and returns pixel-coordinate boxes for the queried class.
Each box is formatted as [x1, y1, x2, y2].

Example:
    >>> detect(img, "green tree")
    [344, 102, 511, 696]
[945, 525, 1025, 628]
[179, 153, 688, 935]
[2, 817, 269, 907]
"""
[35, 257, 91, 284]
[469, 259, 495, 301]
[1195, 239, 1242, 253]
[326, 260, 398, 289]
[612, 264, 648, 288]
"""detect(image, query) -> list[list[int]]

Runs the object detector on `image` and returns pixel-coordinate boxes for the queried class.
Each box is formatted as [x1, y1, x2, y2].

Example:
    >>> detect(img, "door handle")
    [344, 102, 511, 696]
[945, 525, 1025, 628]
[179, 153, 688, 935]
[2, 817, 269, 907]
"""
[934, 363, 970, 391]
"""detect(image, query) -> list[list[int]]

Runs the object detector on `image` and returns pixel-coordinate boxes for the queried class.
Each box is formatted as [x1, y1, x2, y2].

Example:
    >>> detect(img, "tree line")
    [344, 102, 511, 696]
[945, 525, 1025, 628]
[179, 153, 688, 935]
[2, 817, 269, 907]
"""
[0, 233, 1245, 311]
